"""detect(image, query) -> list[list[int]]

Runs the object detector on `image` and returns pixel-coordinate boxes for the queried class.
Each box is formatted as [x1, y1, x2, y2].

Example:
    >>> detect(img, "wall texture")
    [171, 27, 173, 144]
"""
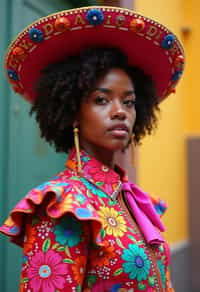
[135, 0, 188, 245]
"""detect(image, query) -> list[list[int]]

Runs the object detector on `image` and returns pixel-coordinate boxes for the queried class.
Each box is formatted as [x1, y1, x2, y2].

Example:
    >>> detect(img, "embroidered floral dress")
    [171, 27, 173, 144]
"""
[0, 148, 174, 292]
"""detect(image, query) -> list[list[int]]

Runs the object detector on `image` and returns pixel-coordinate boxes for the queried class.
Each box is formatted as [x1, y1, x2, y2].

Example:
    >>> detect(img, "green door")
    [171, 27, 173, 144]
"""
[0, 1, 72, 291]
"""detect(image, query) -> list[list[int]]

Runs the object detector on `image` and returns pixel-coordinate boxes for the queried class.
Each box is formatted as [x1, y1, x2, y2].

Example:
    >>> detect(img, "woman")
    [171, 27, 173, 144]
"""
[0, 6, 184, 292]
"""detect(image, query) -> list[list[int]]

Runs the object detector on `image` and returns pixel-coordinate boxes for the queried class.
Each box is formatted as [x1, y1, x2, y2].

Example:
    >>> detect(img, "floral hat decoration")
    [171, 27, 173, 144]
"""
[5, 6, 185, 103]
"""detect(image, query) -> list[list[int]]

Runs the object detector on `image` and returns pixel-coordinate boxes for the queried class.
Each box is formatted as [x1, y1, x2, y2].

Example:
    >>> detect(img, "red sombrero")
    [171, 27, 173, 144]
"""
[5, 6, 185, 103]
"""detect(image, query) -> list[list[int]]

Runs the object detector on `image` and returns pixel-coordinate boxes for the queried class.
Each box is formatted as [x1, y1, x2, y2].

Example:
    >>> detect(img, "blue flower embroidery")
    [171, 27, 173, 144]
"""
[28, 28, 44, 43]
[122, 244, 151, 281]
[86, 9, 104, 25]
[157, 260, 166, 288]
[8, 69, 19, 81]
[161, 34, 175, 49]
[54, 216, 82, 247]
[172, 71, 182, 81]
[75, 207, 93, 218]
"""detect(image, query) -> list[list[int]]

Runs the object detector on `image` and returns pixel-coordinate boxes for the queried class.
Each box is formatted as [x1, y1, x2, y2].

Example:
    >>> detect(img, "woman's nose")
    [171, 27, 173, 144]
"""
[110, 99, 126, 120]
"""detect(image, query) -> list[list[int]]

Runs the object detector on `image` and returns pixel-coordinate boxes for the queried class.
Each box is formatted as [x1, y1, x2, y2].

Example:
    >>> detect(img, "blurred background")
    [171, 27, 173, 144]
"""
[0, 0, 199, 291]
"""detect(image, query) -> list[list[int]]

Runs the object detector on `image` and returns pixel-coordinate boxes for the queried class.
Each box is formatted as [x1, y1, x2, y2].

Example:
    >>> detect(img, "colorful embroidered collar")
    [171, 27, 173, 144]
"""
[66, 148, 166, 245]
[66, 148, 124, 200]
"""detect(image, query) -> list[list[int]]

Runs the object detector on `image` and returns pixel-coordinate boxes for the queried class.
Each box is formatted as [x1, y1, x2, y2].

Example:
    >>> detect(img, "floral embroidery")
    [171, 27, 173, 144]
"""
[75, 207, 93, 218]
[27, 250, 68, 292]
[83, 159, 119, 193]
[98, 206, 127, 237]
[75, 193, 87, 204]
[122, 244, 151, 281]
[0, 147, 171, 291]
[91, 241, 115, 267]
[72, 256, 87, 283]
[54, 216, 82, 247]
[80, 177, 108, 198]
[60, 193, 73, 212]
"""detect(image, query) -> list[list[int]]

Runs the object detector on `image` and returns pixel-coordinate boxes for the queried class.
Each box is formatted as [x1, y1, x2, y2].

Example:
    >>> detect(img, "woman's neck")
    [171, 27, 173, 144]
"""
[80, 143, 115, 169]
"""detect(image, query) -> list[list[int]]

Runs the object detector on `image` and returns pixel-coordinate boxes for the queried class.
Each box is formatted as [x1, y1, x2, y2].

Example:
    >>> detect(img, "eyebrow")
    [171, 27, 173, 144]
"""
[94, 87, 135, 95]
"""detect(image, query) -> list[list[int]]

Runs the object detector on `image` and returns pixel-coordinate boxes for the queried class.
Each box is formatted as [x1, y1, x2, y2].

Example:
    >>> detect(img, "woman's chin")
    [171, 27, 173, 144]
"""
[105, 141, 128, 152]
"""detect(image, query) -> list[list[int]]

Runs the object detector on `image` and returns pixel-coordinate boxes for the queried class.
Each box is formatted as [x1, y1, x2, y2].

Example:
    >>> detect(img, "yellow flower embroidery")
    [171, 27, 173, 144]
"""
[98, 206, 127, 237]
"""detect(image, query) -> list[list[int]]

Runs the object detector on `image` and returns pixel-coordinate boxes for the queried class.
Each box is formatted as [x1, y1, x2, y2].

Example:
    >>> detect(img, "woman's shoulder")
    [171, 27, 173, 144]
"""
[0, 170, 105, 247]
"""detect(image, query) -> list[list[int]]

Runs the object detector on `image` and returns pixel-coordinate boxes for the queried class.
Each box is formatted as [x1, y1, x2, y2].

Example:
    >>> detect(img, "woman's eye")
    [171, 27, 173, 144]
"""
[94, 96, 108, 105]
[124, 99, 136, 107]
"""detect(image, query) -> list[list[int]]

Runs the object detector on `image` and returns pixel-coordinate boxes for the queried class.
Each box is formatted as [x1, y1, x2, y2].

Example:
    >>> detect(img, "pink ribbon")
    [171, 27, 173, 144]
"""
[122, 181, 165, 245]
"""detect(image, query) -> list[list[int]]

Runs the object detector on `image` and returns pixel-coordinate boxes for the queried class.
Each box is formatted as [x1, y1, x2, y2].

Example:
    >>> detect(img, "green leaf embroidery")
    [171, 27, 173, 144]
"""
[22, 278, 29, 283]
[108, 200, 117, 206]
[116, 238, 125, 249]
[128, 234, 137, 242]
[77, 284, 81, 292]
[42, 238, 51, 252]
[128, 227, 136, 233]
[138, 282, 146, 290]
[96, 181, 104, 186]
[100, 228, 106, 239]
[52, 243, 60, 249]
[87, 274, 96, 288]
[148, 276, 155, 286]
[136, 241, 144, 246]
[113, 268, 123, 276]
[65, 246, 71, 257]
[63, 258, 74, 264]
[70, 176, 80, 180]
[57, 246, 65, 251]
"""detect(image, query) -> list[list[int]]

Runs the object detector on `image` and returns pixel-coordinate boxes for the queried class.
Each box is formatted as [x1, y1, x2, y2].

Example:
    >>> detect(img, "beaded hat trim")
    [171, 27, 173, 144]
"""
[5, 6, 185, 102]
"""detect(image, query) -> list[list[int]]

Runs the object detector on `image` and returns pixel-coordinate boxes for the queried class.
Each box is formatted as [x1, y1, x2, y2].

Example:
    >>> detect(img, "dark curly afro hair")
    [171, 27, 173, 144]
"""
[30, 46, 160, 153]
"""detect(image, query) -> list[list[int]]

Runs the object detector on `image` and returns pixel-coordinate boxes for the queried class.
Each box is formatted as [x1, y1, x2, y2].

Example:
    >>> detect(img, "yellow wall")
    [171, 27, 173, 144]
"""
[135, 0, 188, 244]
[182, 0, 200, 134]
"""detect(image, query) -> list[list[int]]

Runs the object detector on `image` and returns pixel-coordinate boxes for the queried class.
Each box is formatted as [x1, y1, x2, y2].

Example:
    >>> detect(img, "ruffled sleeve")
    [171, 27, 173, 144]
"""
[0, 180, 105, 248]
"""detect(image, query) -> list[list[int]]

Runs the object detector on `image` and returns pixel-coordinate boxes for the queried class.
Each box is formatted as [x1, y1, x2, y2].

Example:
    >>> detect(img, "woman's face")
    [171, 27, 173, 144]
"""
[77, 68, 136, 154]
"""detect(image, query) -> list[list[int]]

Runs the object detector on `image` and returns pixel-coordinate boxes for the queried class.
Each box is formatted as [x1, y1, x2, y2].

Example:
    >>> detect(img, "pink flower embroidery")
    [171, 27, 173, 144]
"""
[84, 160, 119, 193]
[27, 250, 68, 292]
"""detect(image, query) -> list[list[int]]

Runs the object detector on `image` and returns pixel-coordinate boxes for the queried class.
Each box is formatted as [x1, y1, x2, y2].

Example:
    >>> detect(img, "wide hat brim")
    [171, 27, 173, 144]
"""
[5, 6, 185, 103]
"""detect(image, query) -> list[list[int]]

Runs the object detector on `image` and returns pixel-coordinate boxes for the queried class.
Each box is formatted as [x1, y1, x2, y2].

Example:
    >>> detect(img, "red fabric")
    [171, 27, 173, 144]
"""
[0, 148, 174, 291]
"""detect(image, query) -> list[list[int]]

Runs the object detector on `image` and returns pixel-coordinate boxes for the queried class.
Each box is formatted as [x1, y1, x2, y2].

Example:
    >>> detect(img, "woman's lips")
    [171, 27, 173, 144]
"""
[107, 124, 129, 138]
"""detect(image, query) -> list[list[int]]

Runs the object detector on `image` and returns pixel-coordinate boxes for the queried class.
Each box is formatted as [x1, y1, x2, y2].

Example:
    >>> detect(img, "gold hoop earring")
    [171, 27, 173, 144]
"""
[130, 134, 135, 167]
[73, 127, 82, 174]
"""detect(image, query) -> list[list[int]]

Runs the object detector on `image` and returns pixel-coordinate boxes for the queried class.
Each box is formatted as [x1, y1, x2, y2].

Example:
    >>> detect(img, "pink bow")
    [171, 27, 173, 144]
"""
[122, 181, 165, 245]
